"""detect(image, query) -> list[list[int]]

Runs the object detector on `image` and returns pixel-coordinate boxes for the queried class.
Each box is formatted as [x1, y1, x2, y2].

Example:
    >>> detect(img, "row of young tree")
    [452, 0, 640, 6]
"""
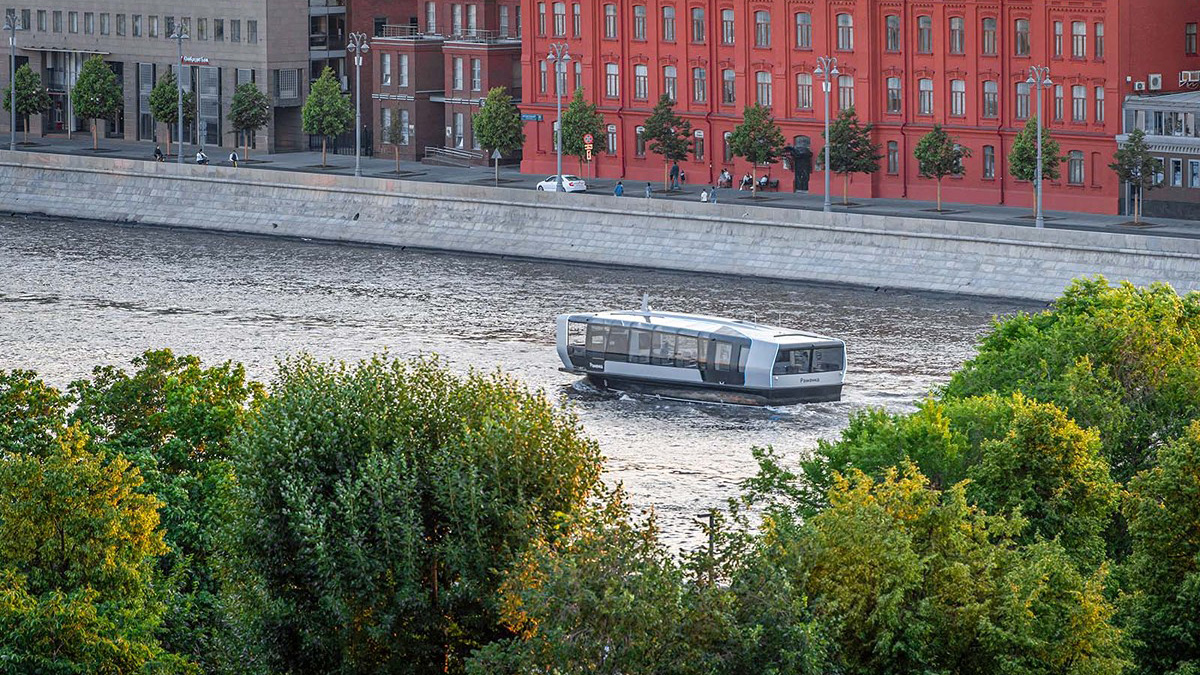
[0, 276, 1198, 675]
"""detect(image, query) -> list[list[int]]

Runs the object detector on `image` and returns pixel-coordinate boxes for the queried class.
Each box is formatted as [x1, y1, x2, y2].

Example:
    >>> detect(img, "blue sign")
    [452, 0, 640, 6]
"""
[520, 113, 544, 121]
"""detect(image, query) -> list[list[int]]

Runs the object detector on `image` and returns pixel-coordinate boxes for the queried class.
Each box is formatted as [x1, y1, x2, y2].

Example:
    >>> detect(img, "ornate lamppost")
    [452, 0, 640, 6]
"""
[813, 56, 839, 213]
[170, 26, 189, 164]
[1027, 65, 1053, 228]
[546, 43, 570, 192]
[347, 32, 370, 177]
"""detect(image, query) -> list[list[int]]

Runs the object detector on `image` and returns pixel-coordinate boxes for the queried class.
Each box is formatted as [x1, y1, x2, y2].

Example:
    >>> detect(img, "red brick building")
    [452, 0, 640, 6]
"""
[519, 0, 1199, 213]
[349, 0, 522, 160]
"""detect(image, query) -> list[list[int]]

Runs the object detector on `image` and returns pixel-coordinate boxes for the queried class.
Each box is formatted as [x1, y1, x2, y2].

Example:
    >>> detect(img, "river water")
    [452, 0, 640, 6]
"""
[0, 216, 1036, 548]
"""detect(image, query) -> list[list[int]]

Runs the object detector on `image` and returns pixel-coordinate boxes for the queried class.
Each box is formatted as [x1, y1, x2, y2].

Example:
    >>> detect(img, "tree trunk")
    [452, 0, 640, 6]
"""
[843, 173, 849, 205]
[396, 145, 401, 174]
[322, 137, 327, 167]
[1135, 191, 1142, 224]
[23, 117, 29, 144]
[163, 124, 171, 157]
[751, 166, 757, 198]
[244, 131, 250, 161]
[937, 178, 943, 212]
[92, 120, 98, 150]
[663, 163, 670, 191]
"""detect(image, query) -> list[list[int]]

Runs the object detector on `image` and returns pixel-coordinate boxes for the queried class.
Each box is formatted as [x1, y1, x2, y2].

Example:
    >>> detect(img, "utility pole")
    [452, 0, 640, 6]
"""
[170, 26, 189, 164]
[814, 56, 840, 214]
[347, 32, 370, 177]
[5, 11, 19, 151]
[546, 43, 570, 192]
[1026, 65, 1053, 228]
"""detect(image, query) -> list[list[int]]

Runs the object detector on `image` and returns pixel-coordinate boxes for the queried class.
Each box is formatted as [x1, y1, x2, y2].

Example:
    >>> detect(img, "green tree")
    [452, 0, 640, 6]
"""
[381, 107, 407, 173]
[913, 124, 971, 211]
[728, 104, 786, 195]
[1009, 117, 1064, 211]
[817, 107, 881, 205]
[474, 86, 526, 183]
[71, 55, 123, 151]
[1123, 421, 1200, 675]
[236, 355, 603, 675]
[642, 94, 692, 189]
[1110, 128, 1163, 224]
[68, 350, 264, 673]
[1, 63, 52, 144]
[228, 82, 271, 160]
[301, 67, 353, 167]
[559, 88, 606, 174]
[944, 277, 1200, 483]
[148, 70, 196, 157]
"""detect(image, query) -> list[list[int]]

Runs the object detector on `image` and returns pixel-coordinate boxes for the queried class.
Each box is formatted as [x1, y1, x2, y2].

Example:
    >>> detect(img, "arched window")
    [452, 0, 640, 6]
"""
[605, 62, 619, 97]
[634, 64, 648, 99]
[949, 17, 964, 53]
[691, 7, 704, 43]
[918, 78, 933, 115]
[1015, 18, 1030, 55]
[754, 10, 770, 47]
[756, 70, 772, 105]
[552, 2, 565, 36]
[1068, 150, 1084, 184]
[796, 72, 813, 109]
[982, 80, 998, 117]
[603, 4, 617, 38]
[885, 15, 900, 51]
[836, 13, 853, 50]
[982, 17, 997, 54]
[795, 12, 811, 48]
[1072, 21, 1086, 57]
[837, 74, 854, 109]
[886, 77, 901, 113]
[661, 6, 676, 41]
[632, 4, 646, 39]
[1072, 84, 1086, 121]
[917, 15, 932, 53]
[663, 65, 678, 100]
[950, 79, 966, 116]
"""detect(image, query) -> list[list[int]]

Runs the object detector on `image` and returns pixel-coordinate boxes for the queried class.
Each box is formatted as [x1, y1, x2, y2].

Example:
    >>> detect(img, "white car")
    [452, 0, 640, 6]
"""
[536, 175, 587, 192]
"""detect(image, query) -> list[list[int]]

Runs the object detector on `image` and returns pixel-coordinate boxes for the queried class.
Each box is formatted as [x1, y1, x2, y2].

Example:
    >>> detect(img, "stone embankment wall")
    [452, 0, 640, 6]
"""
[3, 151, 1199, 302]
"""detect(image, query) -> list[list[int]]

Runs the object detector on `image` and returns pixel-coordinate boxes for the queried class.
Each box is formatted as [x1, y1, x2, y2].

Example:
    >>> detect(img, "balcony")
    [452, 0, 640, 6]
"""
[446, 28, 518, 43]
[380, 24, 436, 39]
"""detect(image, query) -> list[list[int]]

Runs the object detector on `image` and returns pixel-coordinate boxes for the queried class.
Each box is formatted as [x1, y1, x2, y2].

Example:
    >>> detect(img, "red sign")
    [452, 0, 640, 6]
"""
[583, 133, 594, 144]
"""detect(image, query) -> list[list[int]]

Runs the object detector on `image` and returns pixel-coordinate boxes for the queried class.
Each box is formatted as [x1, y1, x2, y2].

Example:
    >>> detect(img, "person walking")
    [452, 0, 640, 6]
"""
[614, 181, 624, 197]
[709, 186, 718, 204]
[670, 162, 681, 190]
[645, 182, 653, 199]
[700, 189, 709, 203]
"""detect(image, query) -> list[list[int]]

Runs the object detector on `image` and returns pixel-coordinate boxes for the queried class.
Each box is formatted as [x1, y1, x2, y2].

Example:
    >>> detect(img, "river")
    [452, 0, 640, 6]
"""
[0, 215, 1036, 548]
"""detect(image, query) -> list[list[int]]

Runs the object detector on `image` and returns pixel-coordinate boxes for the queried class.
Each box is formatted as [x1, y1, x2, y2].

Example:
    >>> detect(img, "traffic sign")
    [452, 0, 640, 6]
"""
[583, 132, 594, 144]
[491, 149, 502, 159]
[520, 113, 544, 121]
[583, 142, 593, 152]
[586, 148, 592, 161]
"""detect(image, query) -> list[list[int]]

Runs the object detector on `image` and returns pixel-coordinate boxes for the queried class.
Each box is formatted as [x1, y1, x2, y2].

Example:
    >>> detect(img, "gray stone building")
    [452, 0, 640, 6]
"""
[1, 0, 330, 152]
[1119, 89, 1200, 219]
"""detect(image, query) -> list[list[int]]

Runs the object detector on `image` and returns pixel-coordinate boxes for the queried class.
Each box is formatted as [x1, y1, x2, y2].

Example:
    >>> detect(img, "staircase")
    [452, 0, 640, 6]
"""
[421, 146, 485, 167]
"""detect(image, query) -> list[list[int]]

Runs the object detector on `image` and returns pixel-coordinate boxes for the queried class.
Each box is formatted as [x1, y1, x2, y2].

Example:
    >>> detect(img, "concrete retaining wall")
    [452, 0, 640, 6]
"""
[3, 150, 1199, 302]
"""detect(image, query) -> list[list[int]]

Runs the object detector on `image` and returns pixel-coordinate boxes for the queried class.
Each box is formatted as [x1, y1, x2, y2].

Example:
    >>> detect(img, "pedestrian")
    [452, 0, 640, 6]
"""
[679, 168, 687, 185]
[700, 189, 709, 203]
[195, 148, 209, 165]
[645, 182, 653, 199]
[614, 180, 624, 197]
[228, 150, 239, 168]
[670, 161, 681, 190]
[709, 186, 718, 204]
[153, 144, 165, 162]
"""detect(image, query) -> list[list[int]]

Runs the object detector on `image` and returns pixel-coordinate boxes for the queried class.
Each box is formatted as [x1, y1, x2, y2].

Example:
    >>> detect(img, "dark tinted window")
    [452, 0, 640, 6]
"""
[651, 331, 676, 365]
[812, 346, 844, 372]
[606, 327, 631, 362]
[568, 320, 587, 347]
[714, 341, 735, 370]
[586, 323, 608, 353]
[676, 336, 699, 368]
[774, 348, 811, 374]
[630, 329, 652, 364]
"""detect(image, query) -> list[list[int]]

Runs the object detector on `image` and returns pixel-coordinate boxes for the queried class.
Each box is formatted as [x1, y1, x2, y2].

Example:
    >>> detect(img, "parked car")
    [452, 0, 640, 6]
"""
[536, 175, 587, 192]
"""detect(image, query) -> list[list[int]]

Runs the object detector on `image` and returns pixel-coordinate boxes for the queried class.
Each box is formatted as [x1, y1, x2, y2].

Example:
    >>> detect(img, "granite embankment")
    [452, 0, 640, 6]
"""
[3, 151, 1198, 302]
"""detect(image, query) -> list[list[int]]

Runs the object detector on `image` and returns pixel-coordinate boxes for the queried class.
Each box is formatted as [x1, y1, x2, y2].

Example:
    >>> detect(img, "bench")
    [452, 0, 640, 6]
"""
[758, 178, 780, 192]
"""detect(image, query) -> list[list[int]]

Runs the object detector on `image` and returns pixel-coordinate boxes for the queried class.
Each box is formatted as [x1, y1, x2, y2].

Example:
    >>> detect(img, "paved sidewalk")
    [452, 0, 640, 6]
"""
[17, 134, 1200, 239]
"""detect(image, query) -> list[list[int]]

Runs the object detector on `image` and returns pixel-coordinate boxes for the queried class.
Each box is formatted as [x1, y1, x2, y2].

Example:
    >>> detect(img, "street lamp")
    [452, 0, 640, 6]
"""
[170, 26, 189, 164]
[4, 11, 19, 152]
[813, 56, 839, 213]
[346, 31, 370, 177]
[546, 43, 570, 192]
[1026, 65, 1053, 228]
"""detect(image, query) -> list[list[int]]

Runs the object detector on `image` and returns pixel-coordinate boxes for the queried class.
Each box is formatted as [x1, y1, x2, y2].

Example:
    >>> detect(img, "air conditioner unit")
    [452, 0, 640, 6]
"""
[1148, 73, 1163, 90]
[1134, 81, 1147, 92]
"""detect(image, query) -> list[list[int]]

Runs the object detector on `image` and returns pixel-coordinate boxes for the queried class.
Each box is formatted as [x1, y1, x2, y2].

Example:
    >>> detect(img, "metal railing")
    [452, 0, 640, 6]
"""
[423, 146, 484, 164]
[379, 24, 517, 42]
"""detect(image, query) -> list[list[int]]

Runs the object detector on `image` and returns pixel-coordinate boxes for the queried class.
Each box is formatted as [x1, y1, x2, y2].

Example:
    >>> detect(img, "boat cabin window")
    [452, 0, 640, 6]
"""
[812, 346, 844, 372]
[651, 332, 676, 366]
[714, 341, 734, 370]
[586, 323, 608, 353]
[774, 347, 812, 375]
[606, 327, 631, 362]
[630, 329, 652, 364]
[676, 336, 699, 368]
[738, 347, 749, 373]
[568, 320, 587, 348]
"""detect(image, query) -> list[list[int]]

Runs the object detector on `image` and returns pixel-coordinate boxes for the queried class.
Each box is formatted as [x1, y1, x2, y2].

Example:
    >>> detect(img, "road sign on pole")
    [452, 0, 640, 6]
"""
[583, 132, 594, 144]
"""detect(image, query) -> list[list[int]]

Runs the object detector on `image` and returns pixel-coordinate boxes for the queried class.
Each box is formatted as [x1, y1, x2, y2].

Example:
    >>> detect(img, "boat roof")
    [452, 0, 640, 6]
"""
[566, 310, 842, 344]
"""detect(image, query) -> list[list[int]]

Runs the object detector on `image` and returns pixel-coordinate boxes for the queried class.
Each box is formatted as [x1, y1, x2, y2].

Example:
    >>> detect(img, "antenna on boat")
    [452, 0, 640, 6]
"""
[640, 292, 651, 313]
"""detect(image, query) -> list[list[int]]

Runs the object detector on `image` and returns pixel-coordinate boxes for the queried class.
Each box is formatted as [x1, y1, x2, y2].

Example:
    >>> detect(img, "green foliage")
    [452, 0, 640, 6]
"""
[913, 124, 971, 210]
[149, 70, 196, 134]
[302, 67, 353, 165]
[559, 88, 606, 166]
[642, 94, 692, 163]
[68, 349, 263, 673]
[728, 104, 786, 169]
[71, 56, 123, 150]
[1123, 421, 1200, 675]
[474, 86, 525, 156]
[228, 83, 271, 157]
[1009, 116, 1063, 183]
[1110, 129, 1163, 223]
[0, 369, 71, 457]
[1, 63, 52, 142]
[236, 354, 603, 674]
[816, 107, 881, 204]
[944, 276, 1200, 482]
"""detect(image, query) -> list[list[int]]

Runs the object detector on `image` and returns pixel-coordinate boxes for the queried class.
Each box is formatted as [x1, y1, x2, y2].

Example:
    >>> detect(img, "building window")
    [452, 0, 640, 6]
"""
[634, 64, 648, 100]
[1190, 160, 1200, 187]
[837, 74, 854, 109]
[1068, 150, 1084, 184]
[1072, 85, 1086, 122]
[635, 125, 646, 156]
[213, 18, 222, 41]
[886, 141, 899, 174]
[499, 5, 510, 36]
[950, 79, 965, 116]
[1014, 82, 1030, 119]
[605, 63, 619, 97]
[693, 67, 706, 102]
[130, 14, 139, 36]
[399, 54, 409, 86]
[539, 61, 547, 93]
[633, 5, 645, 40]
[165, 15, 175, 37]
[836, 13, 853, 50]
[755, 71, 772, 106]
[276, 68, 299, 99]
[83, 12, 93, 34]
[196, 17, 206, 39]
[574, 61, 582, 90]
[982, 81, 998, 118]
[664, 65, 677, 100]
[606, 125, 617, 155]
[722, 69, 735, 104]
[99, 13, 109, 34]
[721, 9, 734, 44]
[231, 19, 240, 42]
[754, 10, 769, 48]
[723, 131, 733, 162]
[982, 18, 997, 55]
[537, 2, 546, 35]
[1095, 23, 1105, 59]
[917, 16, 932, 53]
[1095, 87, 1105, 123]
[662, 6, 675, 41]
[399, 109, 410, 144]
[1072, 22, 1086, 58]
[601, 4, 616, 37]
[53, 10, 63, 32]
[918, 78, 933, 115]
[884, 15, 900, 52]
[116, 13, 125, 35]
[453, 112, 464, 148]
[693, 131, 704, 160]
[249, 20, 258, 43]
[573, 3, 581, 37]
[1189, 23, 1198, 55]
[1169, 158, 1184, 187]
[150, 15, 160, 37]
[453, 57, 464, 90]
[69, 11, 78, 33]
[451, 3, 463, 34]
[691, 7, 704, 43]
[37, 10, 46, 32]
[983, 145, 995, 178]
[552, 2, 565, 36]
[471, 58, 482, 91]
[797, 73, 813, 109]
[426, 2, 437, 33]
[381, 53, 392, 85]
[949, 17, 964, 54]
[886, 77, 901, 113]
[797, 12, 812, 49]
[1015, 18, 1030, 56]
[1053, 21, 1063, 57]
[1054, 85, 1064, 121]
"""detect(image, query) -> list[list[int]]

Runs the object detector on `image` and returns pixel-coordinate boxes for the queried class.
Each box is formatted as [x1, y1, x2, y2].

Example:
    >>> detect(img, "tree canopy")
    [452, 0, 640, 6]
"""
[1109, 129, 1163, 223]
[302, 67, 353, 166]
[913, 125, 970, 211]
[1009, 117, 1063, 183]
[474, 86, 525, 157]
[71, 56, 123, 150]
[228, 83, 271, 159]
[1, 63, 52, 143]
[817, 107, 881, 204]
[559, 88, 605, 170]
[729, 104, 786, 183]
[642, 94, 692, 168]
[148, 70, 196, 155]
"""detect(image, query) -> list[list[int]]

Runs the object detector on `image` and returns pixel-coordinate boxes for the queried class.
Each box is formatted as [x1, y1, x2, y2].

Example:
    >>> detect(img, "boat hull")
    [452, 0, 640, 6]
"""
[585, 373, 842, 406]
